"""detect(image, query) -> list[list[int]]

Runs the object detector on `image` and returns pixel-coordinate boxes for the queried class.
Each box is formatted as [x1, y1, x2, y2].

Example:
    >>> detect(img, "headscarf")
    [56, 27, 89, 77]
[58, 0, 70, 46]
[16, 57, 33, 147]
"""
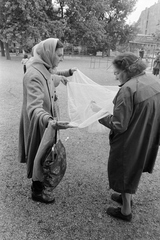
[27, 38, 59, 73]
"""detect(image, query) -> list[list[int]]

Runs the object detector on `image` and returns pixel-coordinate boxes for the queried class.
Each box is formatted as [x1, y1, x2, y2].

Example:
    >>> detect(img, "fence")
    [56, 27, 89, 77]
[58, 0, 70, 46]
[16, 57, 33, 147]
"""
[89, 56, 113, 70]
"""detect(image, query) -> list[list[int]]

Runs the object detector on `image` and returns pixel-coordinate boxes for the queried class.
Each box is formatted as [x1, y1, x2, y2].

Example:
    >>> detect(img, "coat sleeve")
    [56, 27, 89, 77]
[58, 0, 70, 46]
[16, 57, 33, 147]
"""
[99, 87, 134, 133]
[57, 69, 72, 77]
[52, 70, 72, 87]
[26, 76, 52, 127]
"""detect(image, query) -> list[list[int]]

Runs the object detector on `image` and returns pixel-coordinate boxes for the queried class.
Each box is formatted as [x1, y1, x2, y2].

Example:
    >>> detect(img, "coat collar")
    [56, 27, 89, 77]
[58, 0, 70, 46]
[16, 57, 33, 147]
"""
[31, 62, 51, 81]
[119, 71, 146, 88]
[31, 63, 55, 108]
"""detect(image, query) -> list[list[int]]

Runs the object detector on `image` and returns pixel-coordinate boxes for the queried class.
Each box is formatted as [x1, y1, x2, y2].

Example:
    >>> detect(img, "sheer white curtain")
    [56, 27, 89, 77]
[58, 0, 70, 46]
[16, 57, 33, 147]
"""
[67, 70, 119, 133]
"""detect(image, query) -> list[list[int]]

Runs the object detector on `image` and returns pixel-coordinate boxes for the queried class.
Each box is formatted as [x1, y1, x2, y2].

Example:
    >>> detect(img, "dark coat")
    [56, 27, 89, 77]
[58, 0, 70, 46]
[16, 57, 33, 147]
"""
[153, 55, 160, 76]
[18, 63, 71, 178]
[100, 72, 160, 194]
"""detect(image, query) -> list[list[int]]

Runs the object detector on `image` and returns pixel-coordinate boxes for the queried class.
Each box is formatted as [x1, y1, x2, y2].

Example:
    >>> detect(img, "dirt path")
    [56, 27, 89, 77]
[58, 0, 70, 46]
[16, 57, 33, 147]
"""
[0, 56, 160, 240]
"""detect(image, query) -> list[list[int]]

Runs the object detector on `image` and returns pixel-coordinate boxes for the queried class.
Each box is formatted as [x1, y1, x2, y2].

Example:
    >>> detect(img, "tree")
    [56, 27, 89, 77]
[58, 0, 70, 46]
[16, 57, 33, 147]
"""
[102, 0, 137, 51]
[64, 0, 108, 48]
[62, 0, 138, 54]
[0, 0, 138, 59]
[115, 23, 139, 52]
[0, 0, 66, 59]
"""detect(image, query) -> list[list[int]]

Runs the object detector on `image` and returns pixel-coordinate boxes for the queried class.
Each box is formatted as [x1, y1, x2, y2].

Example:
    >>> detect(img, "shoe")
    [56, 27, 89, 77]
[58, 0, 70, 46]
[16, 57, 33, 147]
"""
[31, 181, 43, 193]
[32, 192, 55, 204]
[31, 181, 55, 204]
[106, 207, 132, 222]
[111, 193, 133, 206]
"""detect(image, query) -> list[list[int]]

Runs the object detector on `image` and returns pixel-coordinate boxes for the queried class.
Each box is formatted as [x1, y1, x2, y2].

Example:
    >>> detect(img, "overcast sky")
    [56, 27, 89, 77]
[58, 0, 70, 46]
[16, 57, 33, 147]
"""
[127, 0, 158, 24]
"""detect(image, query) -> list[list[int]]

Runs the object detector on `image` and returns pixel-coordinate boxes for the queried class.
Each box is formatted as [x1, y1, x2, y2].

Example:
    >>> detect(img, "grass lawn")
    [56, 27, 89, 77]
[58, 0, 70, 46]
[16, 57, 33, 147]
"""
[0, 55, 160, 240]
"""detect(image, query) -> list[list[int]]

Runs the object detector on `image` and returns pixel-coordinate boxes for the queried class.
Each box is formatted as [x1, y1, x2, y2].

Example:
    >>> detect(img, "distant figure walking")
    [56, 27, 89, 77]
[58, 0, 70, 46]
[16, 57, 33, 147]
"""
[139, 47, 145, 59]
[21, 54, 29, 73]
[152, 52, 160, 76]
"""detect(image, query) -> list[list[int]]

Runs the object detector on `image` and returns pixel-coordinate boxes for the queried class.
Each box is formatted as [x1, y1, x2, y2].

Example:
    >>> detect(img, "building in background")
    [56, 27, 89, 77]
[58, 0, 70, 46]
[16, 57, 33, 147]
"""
[129, 34, 160, 57]
[137, 0, 160, 35]
[129, 1, 160, 60]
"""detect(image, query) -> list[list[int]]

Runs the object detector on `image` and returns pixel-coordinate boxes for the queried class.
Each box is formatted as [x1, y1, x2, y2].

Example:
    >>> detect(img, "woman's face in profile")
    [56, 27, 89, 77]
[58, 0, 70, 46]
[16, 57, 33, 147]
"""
[113, 67, 127, 84]
[53, 48, 64, 67]
[113, 67, 122, 81]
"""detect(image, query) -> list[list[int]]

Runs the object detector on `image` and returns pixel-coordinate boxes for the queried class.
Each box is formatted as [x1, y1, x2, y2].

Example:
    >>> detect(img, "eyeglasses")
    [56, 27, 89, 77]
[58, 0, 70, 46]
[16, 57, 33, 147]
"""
[114, 71, 121, 75]
[114, 70, 125, 75]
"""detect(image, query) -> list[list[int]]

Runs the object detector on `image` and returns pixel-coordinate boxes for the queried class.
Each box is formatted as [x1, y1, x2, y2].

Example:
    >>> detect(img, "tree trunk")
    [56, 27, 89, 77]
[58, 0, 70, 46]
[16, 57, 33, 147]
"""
[0, 40, 5, 56]
[61, 6, 63, 18]
[106, 48, 110, 57]
[4, 42, 11, 60]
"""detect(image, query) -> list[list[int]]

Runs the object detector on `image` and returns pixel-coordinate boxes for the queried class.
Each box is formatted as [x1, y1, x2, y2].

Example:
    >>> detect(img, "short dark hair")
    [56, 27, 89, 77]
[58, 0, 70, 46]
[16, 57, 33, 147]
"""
[113, 52, 147, 79]
[55, 40, 63, 50]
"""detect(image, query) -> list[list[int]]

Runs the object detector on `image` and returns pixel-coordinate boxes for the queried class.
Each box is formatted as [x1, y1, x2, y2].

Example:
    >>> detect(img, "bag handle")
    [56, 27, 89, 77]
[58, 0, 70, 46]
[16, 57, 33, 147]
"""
[51, 77, 61, 142]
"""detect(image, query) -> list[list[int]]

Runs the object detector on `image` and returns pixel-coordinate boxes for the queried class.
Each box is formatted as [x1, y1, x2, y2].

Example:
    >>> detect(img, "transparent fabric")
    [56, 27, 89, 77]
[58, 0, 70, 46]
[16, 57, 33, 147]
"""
[67, 70, 119, 133]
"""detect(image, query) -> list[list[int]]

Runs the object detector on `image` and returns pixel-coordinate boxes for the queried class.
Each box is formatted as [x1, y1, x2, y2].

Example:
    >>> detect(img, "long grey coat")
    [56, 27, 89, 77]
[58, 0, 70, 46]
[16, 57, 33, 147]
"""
[101, 72, 160, 194]
[18, 63, 71, 178]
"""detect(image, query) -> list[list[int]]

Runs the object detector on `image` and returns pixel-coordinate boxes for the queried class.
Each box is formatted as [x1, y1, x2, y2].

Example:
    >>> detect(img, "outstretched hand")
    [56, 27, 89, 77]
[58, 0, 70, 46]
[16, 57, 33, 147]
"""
[49, 120, 77, 130]
[56, 121, 74, 129]
[61, 68, 77, 85]
[70, 67, 77, 74]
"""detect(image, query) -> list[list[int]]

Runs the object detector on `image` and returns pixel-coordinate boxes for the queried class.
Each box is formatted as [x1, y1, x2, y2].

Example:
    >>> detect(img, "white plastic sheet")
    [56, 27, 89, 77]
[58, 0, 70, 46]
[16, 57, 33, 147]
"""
[67, 70, 119, 133]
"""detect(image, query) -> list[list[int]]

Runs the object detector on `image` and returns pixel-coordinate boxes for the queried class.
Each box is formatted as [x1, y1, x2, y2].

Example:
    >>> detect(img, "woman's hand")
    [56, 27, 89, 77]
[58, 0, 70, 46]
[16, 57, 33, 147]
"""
[61, 76, 69, 85]
[57, 121, 78, 129]
[90, 101, 101, 112]
[69, 67, 77, 76]
[70, 68, 77, 74]
[49, 120, 76, 130]
[99, 114, 111, 127]
[61, 68, 77, 85]
[56, 121, 71, 129]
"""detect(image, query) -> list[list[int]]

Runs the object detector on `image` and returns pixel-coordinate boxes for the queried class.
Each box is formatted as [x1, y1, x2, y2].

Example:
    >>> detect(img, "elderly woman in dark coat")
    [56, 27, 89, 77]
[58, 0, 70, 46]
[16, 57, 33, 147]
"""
[18, 38, 74, 203]
[98, 52, 160, 221]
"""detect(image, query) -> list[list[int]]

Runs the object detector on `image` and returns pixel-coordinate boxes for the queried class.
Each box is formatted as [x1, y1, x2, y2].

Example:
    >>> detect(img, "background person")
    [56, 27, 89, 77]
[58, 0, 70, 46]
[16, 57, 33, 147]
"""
[139, 47, 145, 59]
[18, 38, 74, 204]
[21, 54, 29, 73]
[152, 52, 160, 77]
[96, 52, 160, 221]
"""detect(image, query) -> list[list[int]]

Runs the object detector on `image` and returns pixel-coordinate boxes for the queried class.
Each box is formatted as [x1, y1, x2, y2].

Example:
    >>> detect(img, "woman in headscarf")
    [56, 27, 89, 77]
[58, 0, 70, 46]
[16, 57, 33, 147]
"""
[95, 52, 160, 221]
[18, 38, 74, 203]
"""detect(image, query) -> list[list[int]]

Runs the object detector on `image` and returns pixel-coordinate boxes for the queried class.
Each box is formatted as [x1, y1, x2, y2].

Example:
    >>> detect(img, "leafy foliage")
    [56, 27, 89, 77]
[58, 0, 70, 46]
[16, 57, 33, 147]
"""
[0, 0, 65, 53]
[64, 0, 138, 52]
[0, 0, 138, 57]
